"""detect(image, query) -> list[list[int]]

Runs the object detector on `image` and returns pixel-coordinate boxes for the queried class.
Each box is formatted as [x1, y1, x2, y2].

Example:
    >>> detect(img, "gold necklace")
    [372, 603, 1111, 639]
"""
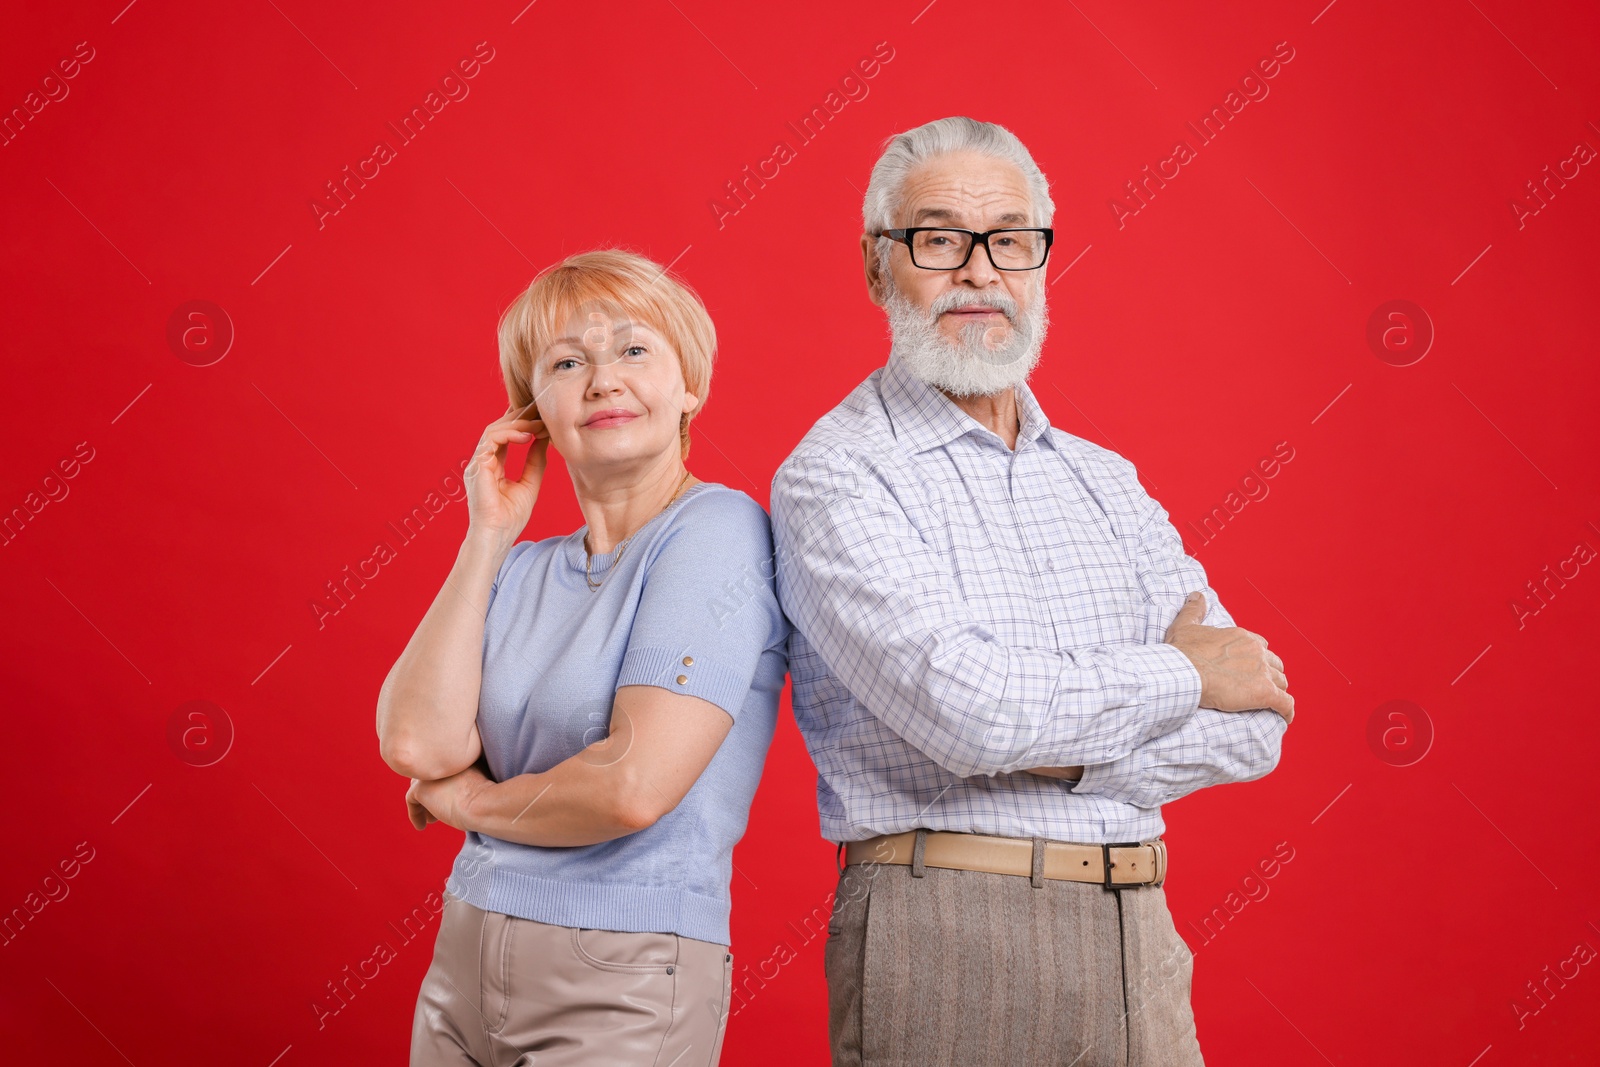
[585, 469, 694, 591]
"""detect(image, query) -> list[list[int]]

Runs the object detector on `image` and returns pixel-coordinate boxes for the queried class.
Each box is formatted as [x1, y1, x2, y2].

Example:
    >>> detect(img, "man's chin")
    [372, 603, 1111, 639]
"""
[896, 342, 1041, 397]
[940, 325, 1014, 350]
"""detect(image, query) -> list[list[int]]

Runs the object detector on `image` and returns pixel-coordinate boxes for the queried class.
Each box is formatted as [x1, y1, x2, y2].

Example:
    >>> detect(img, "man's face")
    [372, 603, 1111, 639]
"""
[863, 150, 1050, 396]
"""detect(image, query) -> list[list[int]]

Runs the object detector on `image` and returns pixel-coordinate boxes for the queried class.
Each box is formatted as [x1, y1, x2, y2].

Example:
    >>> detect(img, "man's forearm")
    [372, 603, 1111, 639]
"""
[1071, 707, 1287, 809]
[1024, 765, 1084, 782]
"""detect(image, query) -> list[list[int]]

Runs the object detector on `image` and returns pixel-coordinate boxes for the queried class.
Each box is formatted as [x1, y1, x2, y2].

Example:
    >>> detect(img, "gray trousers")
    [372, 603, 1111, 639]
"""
[410, 890, 733, 1066]
[824, 860, 1205, 1066]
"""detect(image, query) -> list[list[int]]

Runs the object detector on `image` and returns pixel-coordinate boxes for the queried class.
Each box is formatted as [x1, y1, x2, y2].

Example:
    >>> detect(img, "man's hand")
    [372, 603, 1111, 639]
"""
[406, 764, 493, 832]
[1166, 591, 1294, 724]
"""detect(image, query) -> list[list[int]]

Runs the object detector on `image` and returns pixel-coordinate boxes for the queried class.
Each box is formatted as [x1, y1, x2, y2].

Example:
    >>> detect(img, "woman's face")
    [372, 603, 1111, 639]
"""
[531, 307, 698, 475]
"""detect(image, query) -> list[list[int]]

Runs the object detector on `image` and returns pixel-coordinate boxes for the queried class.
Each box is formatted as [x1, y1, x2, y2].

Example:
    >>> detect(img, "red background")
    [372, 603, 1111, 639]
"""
[3, 0, 1598, 1063]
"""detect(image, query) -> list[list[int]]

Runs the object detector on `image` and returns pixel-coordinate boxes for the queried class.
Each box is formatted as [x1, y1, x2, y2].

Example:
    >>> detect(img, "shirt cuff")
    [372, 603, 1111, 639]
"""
[1070, 749, 1145, 803]
[616, 645, 748, 721]
[1119, 641, 1203, 743]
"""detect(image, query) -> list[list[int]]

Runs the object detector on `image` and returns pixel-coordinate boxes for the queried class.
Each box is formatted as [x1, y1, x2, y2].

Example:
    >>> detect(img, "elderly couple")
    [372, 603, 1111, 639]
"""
[376, 116, 1294, 1067]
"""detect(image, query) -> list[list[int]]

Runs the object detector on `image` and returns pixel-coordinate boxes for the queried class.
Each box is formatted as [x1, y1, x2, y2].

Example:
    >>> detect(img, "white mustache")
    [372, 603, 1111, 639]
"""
[929, 292, 1017, 321]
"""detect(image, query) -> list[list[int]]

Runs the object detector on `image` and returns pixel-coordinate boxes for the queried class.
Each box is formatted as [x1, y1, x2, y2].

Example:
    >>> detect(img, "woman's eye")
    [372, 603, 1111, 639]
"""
[623, 345, 647, 358]
[554, 357, 579, 370]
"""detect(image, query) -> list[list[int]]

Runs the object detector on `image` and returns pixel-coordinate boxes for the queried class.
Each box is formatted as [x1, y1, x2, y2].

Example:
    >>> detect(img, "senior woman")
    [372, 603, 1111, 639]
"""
[376, 249, 789, 1066]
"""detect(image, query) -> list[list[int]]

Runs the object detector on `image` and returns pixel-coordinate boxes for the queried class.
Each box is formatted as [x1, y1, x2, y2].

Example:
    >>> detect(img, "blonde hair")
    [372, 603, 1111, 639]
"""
[496, 249, 716, 461]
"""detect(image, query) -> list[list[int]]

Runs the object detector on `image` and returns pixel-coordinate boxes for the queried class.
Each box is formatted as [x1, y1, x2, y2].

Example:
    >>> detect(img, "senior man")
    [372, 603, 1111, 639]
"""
[769, 116, 1294, 1066]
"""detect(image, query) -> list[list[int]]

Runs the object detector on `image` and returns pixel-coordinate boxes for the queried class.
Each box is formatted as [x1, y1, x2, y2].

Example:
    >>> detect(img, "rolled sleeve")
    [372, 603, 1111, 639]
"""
[613, 491, 788, 723]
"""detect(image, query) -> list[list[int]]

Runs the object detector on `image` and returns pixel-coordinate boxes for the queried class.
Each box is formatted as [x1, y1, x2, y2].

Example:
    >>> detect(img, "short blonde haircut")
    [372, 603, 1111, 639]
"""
[497, 249, 716, 461]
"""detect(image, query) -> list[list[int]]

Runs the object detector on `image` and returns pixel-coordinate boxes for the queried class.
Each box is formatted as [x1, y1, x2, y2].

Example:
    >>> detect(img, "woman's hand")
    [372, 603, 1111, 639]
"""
[464, 404, 550, 547]
[406, 764, 493, 833]
[405, 778, 438, 830]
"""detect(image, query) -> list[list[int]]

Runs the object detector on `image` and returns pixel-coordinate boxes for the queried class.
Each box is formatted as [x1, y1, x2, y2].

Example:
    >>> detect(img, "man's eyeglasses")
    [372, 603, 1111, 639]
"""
[878, 227, 1054, 271]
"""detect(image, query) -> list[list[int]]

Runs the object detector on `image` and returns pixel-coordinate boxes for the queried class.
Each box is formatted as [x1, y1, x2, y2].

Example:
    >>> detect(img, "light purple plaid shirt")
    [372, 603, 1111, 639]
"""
[769, 351, 1287, 845]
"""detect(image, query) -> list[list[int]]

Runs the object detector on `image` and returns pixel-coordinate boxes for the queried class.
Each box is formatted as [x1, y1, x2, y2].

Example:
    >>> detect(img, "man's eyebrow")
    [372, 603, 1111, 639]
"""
[908, 207, 1033, 226]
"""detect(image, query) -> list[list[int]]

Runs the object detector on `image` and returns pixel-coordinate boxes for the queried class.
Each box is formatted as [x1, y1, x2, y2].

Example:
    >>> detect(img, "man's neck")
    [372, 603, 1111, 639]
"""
[939, 385, 1021, 450]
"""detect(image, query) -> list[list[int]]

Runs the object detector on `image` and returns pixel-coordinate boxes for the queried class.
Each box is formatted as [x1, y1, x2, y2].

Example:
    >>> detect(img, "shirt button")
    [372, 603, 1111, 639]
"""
[676, 675, 689, 685]
[682, 656, 694, 666]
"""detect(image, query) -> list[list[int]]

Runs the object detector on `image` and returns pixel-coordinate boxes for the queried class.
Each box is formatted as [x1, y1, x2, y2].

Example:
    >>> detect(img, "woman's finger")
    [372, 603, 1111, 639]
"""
[479, 420, 542, 446]
[408, 793, 438, 830]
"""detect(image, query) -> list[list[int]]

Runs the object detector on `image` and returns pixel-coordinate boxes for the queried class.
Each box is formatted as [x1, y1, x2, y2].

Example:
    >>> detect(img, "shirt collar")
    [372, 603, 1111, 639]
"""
[880, 349, 1056, 456]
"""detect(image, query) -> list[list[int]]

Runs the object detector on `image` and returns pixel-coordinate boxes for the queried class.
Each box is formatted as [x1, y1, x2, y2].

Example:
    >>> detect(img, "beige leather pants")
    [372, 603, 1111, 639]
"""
[410, 890, 734, 1066]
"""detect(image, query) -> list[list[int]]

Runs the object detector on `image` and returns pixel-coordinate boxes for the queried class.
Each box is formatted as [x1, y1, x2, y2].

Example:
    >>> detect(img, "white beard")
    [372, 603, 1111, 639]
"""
[884, 275, 1049, 397]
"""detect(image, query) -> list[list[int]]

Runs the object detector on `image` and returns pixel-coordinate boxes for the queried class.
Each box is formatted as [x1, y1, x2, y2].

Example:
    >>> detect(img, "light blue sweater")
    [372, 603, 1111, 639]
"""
[445, 482, 790, 946]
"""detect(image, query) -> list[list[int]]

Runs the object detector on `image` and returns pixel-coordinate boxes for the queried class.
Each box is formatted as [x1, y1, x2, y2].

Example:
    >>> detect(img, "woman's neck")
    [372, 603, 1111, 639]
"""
[573, 458, 697, 555]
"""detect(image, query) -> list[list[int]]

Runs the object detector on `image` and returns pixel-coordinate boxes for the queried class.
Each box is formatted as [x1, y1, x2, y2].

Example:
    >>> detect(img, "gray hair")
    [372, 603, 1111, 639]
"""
[861, 117, 1055, 253]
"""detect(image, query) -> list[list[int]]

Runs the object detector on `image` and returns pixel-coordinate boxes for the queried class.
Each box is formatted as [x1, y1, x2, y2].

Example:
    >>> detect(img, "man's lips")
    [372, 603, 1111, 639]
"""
[945, 305, 1005, 316]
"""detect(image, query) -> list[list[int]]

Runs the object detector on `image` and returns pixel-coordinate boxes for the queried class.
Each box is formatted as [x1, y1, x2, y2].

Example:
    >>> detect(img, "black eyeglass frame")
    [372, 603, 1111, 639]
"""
[878, 226, 1055, 271]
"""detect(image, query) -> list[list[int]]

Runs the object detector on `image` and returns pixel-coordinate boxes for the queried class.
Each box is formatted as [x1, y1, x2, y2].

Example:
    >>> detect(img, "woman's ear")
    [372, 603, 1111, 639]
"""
[683, 393, 700, 413]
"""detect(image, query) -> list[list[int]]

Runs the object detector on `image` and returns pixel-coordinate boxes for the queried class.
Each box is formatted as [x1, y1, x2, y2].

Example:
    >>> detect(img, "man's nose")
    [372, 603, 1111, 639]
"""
[952, 236, 1000, 285]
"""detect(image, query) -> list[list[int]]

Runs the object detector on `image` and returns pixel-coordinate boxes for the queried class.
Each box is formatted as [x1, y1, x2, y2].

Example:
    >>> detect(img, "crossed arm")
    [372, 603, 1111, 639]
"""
[768, 446, 1289, 800]
[1063, 453, 1290, 806]
[376, 531, 736, 846]
[401, 684, 734, 847]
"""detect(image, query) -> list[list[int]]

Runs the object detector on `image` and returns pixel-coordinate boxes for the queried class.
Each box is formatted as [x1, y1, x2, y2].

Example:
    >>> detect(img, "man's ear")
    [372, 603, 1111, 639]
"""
[860, 233, 887, 308]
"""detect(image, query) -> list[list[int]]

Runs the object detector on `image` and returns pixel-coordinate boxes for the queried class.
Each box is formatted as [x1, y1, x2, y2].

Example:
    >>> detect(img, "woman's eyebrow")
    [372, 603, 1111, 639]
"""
[549, 321, 644, 347]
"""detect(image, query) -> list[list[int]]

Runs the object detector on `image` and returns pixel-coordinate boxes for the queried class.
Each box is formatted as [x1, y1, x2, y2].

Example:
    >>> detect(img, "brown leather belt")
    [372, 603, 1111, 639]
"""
[842, 830, 1167, 889]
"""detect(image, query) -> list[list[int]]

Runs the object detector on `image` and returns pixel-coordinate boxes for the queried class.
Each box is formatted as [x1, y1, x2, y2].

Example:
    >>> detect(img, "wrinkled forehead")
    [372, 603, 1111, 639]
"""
[896, 153, 1035, 228]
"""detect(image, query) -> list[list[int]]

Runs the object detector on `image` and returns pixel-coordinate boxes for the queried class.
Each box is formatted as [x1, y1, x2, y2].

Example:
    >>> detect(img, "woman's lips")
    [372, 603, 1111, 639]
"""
[584, 413, 639, 429]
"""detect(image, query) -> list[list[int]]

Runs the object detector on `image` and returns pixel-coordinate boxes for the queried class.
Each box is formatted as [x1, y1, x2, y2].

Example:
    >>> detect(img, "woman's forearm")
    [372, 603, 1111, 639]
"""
[462, 752, 652, 848]
[377, 530, 511, 780]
